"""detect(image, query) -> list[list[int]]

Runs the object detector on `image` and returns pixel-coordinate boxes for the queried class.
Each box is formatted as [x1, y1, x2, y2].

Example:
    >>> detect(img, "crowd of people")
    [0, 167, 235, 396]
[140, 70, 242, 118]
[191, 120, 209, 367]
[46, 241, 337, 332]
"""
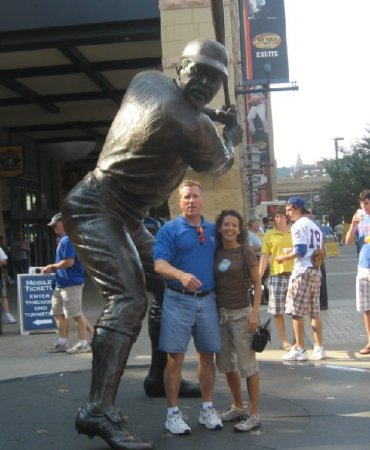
[148, 184, 332, 437]
[150, 186, 370, 438]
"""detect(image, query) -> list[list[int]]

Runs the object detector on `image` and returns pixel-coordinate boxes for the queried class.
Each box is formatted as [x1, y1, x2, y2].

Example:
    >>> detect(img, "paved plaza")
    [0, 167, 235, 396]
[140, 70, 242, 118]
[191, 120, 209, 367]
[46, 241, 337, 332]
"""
[1, 245, 369, 449]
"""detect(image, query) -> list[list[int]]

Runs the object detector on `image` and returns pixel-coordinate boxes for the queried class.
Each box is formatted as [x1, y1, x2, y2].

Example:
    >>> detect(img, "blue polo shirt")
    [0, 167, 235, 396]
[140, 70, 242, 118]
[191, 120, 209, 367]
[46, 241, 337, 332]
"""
[55, 235, 85, 288]
[153, 215, 216, 291]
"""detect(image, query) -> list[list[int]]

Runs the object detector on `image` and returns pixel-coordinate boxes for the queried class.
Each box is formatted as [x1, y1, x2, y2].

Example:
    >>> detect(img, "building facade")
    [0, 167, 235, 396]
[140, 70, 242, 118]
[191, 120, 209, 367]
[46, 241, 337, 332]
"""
[0, 0, 279, 267]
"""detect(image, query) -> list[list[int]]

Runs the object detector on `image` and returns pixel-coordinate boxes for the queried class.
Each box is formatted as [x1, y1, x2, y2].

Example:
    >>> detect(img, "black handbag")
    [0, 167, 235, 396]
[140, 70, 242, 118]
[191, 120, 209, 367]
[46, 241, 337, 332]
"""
[252, 318, 271, 352]
[240, 246, 272, 352]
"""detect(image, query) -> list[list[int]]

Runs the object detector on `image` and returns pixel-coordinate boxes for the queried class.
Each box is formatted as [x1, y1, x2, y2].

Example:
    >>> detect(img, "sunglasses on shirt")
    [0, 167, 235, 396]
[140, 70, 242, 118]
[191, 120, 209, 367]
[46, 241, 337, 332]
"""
[196, 226, 205, 245]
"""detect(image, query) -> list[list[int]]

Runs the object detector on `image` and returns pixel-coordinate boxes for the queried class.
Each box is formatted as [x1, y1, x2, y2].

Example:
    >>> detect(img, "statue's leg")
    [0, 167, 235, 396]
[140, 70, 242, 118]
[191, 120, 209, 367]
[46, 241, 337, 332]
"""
[76, 329, 155, 450]
[62, 186, 153, 450]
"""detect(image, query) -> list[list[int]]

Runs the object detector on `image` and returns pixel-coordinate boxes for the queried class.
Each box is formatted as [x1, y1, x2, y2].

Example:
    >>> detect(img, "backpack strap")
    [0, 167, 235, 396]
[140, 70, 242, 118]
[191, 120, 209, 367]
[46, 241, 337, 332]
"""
[240, 245, 250, 282]
[240, 245, 255, 307]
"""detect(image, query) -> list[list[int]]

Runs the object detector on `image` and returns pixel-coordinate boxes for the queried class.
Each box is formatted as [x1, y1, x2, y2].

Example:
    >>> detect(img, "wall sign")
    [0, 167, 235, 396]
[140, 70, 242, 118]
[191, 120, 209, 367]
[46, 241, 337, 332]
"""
[0, 146, 23, 177]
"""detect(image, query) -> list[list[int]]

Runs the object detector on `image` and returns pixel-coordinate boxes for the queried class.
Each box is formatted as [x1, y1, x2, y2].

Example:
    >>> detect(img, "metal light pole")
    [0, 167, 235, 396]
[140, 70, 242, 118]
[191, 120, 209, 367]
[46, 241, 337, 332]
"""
[333, 137, 344, 160]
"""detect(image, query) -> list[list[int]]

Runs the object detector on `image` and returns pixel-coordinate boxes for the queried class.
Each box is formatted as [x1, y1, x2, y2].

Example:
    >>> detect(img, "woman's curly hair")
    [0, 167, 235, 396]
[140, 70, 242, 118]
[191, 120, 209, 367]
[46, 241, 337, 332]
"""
[215, 209, 246, 247]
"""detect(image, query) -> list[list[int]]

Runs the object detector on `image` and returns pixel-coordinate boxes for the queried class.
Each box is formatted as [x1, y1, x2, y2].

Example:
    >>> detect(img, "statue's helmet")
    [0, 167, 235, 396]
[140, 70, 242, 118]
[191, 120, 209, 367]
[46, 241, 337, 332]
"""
[181, 39, 228, 78]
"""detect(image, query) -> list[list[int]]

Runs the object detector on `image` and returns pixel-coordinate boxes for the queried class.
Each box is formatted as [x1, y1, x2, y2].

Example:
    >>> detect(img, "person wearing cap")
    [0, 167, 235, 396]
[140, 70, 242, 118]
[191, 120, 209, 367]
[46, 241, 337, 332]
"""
[275, 197, 326, 362]
[41, 213, 91, 354]
[61, 39, 241, 449]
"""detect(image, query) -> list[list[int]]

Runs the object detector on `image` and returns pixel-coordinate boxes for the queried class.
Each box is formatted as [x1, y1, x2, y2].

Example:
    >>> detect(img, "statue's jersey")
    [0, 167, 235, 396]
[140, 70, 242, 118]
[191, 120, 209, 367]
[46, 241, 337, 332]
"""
[95, 70, 233, 217]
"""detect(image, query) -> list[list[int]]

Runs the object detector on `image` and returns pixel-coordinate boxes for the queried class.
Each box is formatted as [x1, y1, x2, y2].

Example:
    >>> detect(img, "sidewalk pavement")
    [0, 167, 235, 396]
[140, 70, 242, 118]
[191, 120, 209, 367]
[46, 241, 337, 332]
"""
[1, 245, 369, 380]
[1, 245, 369, 450]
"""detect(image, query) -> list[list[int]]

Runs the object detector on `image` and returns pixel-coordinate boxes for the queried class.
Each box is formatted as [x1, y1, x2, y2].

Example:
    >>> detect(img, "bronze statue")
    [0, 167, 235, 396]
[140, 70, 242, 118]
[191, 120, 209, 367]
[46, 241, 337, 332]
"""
[62, 39, 242, 450]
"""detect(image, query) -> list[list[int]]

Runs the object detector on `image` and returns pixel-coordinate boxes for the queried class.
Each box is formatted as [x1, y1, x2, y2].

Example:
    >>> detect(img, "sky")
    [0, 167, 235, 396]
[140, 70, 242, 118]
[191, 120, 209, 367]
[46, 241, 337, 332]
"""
[270, 0, 370, 167]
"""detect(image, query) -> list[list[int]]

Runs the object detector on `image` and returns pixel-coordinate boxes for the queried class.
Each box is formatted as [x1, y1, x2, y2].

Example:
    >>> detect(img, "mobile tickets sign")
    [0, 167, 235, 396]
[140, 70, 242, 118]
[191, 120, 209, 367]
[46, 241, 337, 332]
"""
[239, 0, 289, 84]
[17, 274, 57, 335]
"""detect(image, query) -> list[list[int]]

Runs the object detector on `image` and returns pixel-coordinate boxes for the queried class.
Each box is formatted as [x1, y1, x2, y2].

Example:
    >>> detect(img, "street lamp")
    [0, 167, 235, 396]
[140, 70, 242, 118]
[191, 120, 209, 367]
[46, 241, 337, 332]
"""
[333, 137, 344, 160]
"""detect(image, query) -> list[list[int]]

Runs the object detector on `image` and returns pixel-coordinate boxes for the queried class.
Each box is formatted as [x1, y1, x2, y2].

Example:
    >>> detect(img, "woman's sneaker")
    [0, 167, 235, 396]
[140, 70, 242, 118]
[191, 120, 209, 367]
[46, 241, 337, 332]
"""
[165, 410, 191, 435]
[220, 402, 248, 422]
[199, 406, 223, 430]
[234, 415, 261, 432]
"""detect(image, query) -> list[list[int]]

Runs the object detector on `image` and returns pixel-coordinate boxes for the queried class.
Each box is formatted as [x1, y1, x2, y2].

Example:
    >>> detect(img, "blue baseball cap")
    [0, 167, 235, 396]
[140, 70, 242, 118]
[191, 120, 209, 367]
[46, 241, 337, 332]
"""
[287, 196, 308, 213]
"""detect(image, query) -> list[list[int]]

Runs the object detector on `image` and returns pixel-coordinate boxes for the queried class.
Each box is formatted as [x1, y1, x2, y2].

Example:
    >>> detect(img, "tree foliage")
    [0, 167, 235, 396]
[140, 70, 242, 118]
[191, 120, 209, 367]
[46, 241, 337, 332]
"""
[322, 131, 370, 222]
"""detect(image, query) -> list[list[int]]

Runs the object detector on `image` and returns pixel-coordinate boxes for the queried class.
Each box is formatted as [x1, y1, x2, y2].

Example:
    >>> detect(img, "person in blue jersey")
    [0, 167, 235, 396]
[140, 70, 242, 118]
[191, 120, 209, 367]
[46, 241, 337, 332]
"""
[154, 180, 223, 436]
[345, 190, 370, 354]
[42, 213, 91, 354]
[275, 197, 326, 362]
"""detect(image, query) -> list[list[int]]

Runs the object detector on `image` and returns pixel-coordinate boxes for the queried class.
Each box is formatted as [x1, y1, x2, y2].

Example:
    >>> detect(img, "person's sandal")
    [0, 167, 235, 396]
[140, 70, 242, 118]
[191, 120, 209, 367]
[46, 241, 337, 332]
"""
[359, 346, 370, 355]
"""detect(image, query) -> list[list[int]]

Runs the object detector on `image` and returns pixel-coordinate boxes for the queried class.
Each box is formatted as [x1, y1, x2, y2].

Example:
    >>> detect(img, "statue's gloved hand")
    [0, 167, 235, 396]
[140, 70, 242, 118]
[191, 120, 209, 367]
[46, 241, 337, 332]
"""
[215, 105, 237, 127]
[223, 122, 243, 146]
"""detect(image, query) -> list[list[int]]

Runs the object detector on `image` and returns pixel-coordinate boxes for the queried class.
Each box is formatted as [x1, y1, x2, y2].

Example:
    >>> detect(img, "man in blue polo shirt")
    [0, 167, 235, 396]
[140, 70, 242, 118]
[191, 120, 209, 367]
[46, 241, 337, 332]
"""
[154, 179, 222, 436]
[42, 213, 90, 354]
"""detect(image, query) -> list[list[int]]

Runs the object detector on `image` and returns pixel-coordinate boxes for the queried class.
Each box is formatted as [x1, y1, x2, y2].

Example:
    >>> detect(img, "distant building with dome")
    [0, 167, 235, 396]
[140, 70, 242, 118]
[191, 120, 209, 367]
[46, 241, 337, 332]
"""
[275, 157, 330, 218]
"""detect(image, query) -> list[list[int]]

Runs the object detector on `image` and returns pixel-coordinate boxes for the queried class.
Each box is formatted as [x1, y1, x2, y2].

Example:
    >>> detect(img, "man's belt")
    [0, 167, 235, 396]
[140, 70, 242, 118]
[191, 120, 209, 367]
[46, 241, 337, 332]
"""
[166, 286, 214, 298]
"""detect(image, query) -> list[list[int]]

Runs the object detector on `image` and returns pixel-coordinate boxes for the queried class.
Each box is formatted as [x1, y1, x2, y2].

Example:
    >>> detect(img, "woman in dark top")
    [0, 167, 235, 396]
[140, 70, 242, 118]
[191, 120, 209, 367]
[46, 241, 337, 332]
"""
[214, 210, 262, 432]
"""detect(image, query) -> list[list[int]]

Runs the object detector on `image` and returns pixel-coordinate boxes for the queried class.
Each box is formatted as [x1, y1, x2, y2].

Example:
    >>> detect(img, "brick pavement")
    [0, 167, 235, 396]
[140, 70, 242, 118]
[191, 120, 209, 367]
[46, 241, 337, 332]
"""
[1, 244, 369, 382]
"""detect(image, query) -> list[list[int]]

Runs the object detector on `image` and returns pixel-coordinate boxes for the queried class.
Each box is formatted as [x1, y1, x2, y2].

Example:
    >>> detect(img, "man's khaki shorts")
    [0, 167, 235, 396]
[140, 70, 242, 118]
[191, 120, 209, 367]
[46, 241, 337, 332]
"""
[50, 284, 84, 319]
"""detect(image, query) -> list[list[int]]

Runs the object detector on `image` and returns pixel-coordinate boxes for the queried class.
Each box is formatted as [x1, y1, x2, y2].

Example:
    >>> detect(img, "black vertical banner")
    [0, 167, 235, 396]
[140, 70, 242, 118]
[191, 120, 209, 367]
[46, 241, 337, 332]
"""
[239, 0, 289, 84]
[239, 0, 289, 202]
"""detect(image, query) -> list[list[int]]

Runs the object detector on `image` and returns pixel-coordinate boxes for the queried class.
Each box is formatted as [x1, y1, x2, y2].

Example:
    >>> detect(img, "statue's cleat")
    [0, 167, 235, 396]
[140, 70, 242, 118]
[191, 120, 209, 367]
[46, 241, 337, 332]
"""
[179, 378, 201, 398]
[75, 403, 153, 450]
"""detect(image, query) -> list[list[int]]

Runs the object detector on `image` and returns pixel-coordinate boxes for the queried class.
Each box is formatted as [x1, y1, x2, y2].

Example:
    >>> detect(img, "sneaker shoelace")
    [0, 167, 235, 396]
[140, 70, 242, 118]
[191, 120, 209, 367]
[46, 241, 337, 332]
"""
[170, 411, 188, 421]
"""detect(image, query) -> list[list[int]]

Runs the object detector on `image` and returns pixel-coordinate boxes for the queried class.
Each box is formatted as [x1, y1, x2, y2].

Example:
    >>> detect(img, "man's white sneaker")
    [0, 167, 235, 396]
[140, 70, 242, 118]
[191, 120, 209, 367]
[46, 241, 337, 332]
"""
[312, 346, 326, 360]
[220, 402, 248, 422]
[46, 342, 70, 353]
[66, 342, 91, 354]
[3, 312, 17, 324]
[234, 414, 261, 432]
[282, 346, 308, 361]
[199, 407, 223, 430]
[165, 410, 191, 435]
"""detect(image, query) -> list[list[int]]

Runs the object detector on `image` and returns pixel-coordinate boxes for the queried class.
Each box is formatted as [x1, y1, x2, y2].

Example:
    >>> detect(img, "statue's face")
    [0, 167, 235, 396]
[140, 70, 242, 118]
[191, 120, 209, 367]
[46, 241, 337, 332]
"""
[177, 61, 224, 108]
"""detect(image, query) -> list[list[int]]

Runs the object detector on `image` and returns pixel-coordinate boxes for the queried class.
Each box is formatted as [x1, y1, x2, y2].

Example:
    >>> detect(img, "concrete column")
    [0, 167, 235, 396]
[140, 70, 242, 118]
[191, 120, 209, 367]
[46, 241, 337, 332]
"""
[159, 0, 247, 220]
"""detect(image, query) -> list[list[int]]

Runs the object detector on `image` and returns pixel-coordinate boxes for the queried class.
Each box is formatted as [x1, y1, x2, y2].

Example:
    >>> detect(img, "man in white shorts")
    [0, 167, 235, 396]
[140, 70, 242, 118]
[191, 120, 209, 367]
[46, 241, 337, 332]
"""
[345, 189, 370, 354]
